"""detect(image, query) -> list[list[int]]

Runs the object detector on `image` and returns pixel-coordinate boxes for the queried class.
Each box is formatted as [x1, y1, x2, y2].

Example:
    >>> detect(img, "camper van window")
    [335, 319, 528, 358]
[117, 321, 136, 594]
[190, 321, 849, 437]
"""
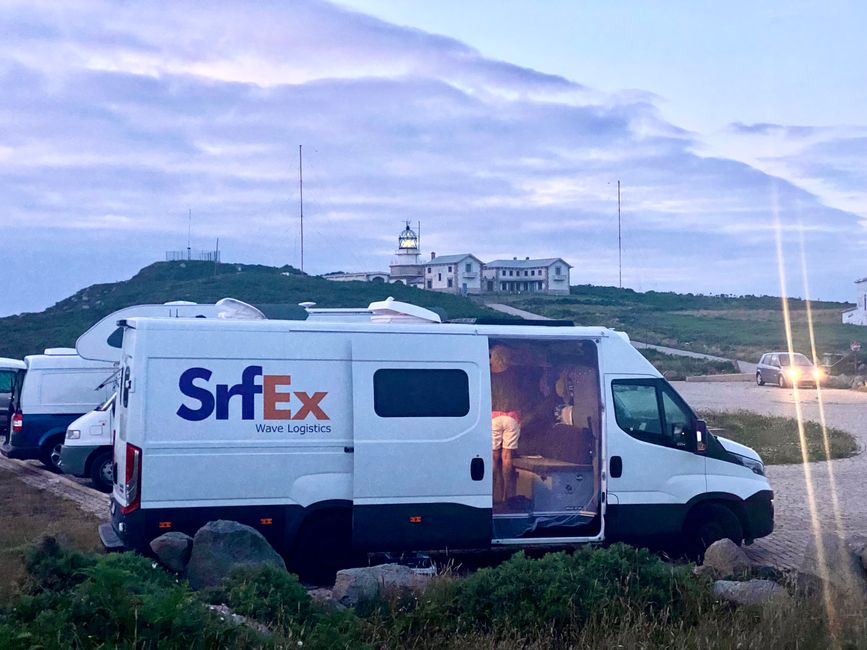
[373, 369, 470, 418]
[107, 327, 124, 349]
[612, 381, 664, 443]
[0, 371, 15, 393]
[661, 389, 693, 449]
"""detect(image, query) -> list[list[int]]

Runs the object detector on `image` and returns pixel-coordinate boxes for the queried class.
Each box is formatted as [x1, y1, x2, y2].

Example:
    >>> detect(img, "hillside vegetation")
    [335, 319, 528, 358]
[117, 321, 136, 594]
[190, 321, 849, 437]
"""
[0, 261, 497, 359]
[494, 286, 860, 362]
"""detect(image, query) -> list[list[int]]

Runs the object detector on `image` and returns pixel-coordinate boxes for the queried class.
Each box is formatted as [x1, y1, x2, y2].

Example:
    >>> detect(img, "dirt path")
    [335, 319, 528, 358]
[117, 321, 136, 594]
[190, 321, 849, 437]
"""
[0, 456, 109, 520]
[676, 381, 867, 568]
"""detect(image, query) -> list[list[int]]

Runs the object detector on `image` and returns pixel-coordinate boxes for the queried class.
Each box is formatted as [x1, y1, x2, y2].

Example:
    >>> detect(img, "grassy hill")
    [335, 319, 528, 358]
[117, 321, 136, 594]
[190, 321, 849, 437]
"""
[0, 261, 499, 359]
[492, 285, 860, 362]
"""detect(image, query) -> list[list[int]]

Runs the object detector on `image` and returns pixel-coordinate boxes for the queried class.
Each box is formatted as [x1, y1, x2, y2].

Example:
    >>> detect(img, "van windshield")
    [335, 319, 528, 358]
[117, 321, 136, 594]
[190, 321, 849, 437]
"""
[96, 393, 116, 411]
[779, 353, 812, 367]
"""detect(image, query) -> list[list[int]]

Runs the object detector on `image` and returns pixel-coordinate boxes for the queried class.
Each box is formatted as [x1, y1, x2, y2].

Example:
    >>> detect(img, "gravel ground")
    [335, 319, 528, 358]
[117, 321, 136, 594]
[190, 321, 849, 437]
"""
[676, 381, 867, 568]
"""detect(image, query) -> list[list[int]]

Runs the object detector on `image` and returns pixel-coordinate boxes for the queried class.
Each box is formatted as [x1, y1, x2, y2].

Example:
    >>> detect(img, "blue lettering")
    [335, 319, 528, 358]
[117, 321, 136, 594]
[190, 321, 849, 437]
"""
[215, 365, 263, 420]
[177, 367, 215, 421]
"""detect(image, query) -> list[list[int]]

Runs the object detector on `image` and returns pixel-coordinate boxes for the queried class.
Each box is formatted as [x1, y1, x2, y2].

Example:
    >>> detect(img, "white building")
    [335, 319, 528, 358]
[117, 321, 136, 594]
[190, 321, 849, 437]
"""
[842, 277, 867, 325]
[422, 253, 484, 295]
[321, 271, 389, 283]
[482, 257, 571, 295]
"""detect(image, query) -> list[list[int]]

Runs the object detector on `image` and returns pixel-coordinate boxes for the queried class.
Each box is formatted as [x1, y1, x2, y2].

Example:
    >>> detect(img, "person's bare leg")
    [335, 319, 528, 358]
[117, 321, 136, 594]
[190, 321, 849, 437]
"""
[502, 448, 515, 501]
[492, 449, 503, 504]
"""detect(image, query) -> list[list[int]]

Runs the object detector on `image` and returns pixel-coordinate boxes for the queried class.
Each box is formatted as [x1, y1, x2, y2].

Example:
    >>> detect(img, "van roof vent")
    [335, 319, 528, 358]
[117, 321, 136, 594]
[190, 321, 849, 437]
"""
[43, 347, 78, 356]
[368, 298, 441, 324]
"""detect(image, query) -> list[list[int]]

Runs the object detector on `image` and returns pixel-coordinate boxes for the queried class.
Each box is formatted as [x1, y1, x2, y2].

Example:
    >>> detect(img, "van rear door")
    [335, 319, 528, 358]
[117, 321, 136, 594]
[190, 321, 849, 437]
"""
[350, 333, 492, 552]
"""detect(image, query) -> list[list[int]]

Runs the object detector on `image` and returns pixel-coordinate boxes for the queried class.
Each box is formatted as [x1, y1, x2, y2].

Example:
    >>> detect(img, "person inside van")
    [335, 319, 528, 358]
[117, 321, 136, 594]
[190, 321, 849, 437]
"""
[490, 344, 531, 503]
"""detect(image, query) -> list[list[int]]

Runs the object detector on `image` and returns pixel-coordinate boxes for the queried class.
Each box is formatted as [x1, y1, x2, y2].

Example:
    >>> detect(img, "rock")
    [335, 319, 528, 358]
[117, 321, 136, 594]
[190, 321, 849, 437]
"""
[701, 538, 751, 579]
[208, 604, 272, 637]
[713, 579, 791, 607]
[150, 531, 194, 573]
[693, 564, 717, 579]
[800, 532, 867, 600]
[185, 520, 286, 590]
[333, 563, 432, 607]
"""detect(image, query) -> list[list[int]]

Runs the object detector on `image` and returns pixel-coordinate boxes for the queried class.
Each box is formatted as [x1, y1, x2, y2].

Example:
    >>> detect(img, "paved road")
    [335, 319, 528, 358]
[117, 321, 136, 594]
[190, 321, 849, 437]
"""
[485, 303, 553, 321]
[675, 381, 867, 568]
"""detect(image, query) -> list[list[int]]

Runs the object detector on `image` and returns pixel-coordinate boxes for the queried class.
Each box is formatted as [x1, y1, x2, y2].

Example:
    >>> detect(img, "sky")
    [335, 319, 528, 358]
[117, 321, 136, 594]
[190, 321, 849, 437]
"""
[0, 0, 865, 315]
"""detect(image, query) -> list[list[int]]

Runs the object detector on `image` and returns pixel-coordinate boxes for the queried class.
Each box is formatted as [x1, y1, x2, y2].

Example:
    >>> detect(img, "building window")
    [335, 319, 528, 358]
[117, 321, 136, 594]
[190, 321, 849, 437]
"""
[438, 273, 442, 281]
[427, 280, 432, 289]
[465, 263, 472, 272]
[373, 369, 470, 418]
[448, 278, 453, 288]
[509, 270, 514, 276]
[427, 267, 431, 274]
[524, 270, 529, 276]
[448, 266, 452, 272]
[502, 270, 507, 277]
[555, 266, 562, 276]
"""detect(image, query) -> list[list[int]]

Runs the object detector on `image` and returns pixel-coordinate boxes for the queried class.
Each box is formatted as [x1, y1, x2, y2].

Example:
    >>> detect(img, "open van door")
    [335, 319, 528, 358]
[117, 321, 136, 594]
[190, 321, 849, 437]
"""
[350, 333, 492, 552]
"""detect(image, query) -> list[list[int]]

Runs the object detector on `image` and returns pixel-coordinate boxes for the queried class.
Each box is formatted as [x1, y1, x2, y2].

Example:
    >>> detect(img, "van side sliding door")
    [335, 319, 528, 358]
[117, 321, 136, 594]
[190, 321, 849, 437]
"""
[350, 333, 492, 552]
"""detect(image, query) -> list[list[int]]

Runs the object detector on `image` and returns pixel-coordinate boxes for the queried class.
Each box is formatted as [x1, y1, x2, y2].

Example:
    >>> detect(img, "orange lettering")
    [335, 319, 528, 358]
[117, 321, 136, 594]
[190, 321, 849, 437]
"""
[293, 391, 329, 420]
[264, 375, 292, 420]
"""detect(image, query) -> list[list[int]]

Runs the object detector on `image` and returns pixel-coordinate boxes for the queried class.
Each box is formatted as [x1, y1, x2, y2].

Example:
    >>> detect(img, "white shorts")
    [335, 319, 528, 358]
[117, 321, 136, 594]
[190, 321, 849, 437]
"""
[492, 415, 521, 450]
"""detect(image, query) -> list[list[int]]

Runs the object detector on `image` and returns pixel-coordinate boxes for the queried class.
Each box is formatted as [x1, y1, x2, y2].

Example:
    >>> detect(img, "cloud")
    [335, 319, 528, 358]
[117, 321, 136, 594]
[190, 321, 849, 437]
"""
[0, 0, 864, 315]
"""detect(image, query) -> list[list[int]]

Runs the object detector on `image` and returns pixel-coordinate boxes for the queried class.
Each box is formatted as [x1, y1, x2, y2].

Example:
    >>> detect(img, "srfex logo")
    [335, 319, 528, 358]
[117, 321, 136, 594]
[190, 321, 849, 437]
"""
[177, 365, 329, 422]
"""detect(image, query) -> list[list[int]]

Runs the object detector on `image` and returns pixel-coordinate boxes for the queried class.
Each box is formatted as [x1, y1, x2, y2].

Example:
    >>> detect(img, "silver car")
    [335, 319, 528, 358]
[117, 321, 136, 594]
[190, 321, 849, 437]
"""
[756, 352, 824, 388]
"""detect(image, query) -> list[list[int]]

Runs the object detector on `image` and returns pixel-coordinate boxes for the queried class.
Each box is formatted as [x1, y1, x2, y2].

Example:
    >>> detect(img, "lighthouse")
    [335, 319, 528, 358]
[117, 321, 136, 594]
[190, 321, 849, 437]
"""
[388, 221, 424, 287]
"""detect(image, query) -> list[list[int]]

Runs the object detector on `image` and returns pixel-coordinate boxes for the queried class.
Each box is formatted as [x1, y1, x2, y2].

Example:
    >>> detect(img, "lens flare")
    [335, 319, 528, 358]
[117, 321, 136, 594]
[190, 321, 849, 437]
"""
[773, 206, 838, 638]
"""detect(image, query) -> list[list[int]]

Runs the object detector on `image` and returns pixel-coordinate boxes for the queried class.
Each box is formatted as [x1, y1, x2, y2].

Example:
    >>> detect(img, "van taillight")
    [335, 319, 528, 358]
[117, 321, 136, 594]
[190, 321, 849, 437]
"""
[120, 443, 142, 515]
[11, 413, 22, 433]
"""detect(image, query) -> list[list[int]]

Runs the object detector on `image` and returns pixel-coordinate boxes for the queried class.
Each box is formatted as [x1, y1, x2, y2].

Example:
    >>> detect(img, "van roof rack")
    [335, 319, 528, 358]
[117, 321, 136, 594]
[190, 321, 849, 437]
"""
[300, 298, 441, 324]
[470, 318, 575, 327]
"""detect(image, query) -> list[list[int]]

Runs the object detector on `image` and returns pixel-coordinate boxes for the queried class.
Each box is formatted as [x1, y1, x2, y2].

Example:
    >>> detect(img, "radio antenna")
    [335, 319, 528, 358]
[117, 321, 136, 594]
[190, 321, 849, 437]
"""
[298, 144, 304, 273]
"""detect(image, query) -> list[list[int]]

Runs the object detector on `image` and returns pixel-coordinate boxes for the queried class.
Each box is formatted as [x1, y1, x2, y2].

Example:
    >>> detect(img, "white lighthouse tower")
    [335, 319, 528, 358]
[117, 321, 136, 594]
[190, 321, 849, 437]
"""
[388, 221, 424, 287]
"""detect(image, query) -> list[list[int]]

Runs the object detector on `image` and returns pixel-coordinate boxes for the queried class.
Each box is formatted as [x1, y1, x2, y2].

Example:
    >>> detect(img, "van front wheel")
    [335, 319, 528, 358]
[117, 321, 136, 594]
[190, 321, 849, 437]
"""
[89, 450, 114, 492]
[685, 503, 743, 559]
[40, 436, 64, 472]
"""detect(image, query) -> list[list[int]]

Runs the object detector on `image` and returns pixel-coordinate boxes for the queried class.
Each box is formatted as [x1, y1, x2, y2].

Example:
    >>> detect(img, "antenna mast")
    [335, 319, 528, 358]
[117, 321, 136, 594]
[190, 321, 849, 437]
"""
[187, 208, 192, 261]
[617, 180, 622, 289]
[299, 144, 304, 273]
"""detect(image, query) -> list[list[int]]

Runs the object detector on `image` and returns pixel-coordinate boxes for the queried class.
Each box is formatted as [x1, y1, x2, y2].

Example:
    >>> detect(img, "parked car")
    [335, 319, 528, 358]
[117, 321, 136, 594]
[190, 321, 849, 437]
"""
[756, 352, 824, 388]
[59, 393, 116, 491]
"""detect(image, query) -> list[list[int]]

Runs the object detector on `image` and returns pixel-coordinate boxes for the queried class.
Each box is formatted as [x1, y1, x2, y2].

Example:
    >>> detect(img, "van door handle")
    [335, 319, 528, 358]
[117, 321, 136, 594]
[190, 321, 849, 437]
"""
[470, 457, 484, 481]
[610, 456, 623, 478]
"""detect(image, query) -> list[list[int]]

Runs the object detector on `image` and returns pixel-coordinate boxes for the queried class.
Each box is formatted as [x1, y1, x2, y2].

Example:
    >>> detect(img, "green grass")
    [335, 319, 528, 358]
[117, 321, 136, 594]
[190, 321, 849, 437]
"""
[700, 409, 859, 465]
[491, 285, 861, 362]
[639, 348, 738, 380]
[0, 261, 499, 359]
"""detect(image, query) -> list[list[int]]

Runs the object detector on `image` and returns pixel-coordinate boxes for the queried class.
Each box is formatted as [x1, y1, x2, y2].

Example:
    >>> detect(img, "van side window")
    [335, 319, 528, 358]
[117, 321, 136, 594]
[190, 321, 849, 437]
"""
[0, 371, 15, 393]
[373, 369, 469, 418]
[612, 379, 695, 450]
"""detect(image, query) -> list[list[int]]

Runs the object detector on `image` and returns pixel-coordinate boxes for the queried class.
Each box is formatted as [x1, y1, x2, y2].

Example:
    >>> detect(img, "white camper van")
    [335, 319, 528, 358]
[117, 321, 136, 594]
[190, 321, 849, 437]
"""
[1, 349, 116, 469]
[100, 300, 773, 579]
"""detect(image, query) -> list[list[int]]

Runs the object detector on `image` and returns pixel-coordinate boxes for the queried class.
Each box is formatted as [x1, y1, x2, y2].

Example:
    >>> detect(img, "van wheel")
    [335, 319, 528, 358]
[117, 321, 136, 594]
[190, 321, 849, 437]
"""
[685, 503, 743, 560]
[289, 511, 355, 585]
[89, 450, 114, 492]
[40, 436, 64, 472]
[756, 372, 764, 386]
[778, 374, 786, 388]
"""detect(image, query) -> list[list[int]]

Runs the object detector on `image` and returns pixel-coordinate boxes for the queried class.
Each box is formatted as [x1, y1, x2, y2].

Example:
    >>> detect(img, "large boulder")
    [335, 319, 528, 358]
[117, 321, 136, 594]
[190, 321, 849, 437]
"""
[150, 531, 194, 573]
[185, 520, 286, 590]
[800, 532, 867, 600]
[713, 579, 791, 607]
[333, 564, 431, 607]
[701, 538, 752, 579]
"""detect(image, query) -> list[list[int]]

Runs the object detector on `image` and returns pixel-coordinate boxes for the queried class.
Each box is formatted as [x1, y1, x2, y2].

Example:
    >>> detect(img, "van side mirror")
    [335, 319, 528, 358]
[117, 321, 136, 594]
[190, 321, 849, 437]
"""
[695, 419, 709, 453]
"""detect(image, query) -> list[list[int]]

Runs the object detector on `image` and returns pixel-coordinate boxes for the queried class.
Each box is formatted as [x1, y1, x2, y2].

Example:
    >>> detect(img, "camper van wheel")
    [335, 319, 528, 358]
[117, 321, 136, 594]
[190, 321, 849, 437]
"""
[40, 436, 64, 472]
[290, 511, 354, 585]
[685, 503, 743, 559]
[89, 450, 114, 492]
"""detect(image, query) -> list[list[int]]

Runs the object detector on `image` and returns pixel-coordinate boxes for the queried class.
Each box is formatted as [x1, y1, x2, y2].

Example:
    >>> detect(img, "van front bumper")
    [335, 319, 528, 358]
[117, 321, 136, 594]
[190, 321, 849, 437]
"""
[59, 444, 97, 476]
[743, 490, 774, 542]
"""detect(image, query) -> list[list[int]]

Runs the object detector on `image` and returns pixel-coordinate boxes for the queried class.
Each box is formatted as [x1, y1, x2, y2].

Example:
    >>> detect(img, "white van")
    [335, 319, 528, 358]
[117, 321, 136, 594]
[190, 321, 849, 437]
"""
[59, 393, 115, 491]
[100, 300, 773, 579]
[1, 349, 115, 469]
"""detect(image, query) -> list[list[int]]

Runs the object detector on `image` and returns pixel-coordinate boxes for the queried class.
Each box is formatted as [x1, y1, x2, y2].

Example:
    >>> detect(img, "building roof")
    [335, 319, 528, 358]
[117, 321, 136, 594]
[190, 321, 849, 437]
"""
[486, 257, 571, 269]
[425, 253, 481, 266]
